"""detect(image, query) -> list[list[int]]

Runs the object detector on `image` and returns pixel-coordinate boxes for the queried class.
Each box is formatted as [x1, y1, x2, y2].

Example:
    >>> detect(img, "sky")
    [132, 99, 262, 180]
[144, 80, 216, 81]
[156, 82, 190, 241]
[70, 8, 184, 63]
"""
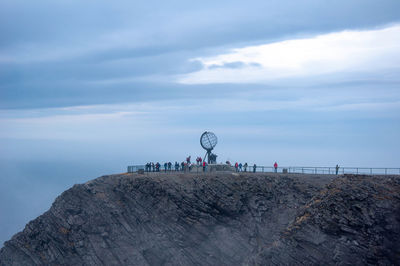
[1, 0, 400, 245]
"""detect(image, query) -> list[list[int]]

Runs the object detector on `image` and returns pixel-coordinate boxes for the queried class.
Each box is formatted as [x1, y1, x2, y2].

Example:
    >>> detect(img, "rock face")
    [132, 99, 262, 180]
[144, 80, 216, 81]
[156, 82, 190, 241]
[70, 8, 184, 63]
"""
[0, 173, 399, 265]
[249, 175, 400, 265]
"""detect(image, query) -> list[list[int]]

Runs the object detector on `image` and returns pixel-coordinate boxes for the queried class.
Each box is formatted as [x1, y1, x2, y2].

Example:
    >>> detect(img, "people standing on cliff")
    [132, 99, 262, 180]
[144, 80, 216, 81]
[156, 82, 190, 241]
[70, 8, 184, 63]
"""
[151, 162, 155, 172]
[336, 164, 340, 175]
[164, 162, 168, 172]
[156, 162, 160, 172]
[181, 162, 185, 171]
[174, 162, 179, 171]
[203, 161, 207, 172]
[168, 162, 172, 171]
[239, 163, 242, 172]
[253, 164, 257, 173]
[274, 162, 278, 173]
[186, 156, 191, 164]
[244, 163, 248, 172]
[235, 162, 239, 172]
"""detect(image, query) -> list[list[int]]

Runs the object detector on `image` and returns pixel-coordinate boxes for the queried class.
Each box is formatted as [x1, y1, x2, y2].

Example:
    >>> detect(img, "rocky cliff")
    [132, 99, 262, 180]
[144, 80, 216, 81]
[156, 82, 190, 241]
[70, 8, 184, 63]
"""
[0, 172, 399, 265]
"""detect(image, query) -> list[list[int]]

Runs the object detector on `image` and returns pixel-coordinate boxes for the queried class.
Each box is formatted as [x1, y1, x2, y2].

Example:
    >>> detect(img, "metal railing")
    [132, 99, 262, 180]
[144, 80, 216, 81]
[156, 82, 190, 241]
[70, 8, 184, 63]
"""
[276, 166, 400, 175]
[127, 165, 146, 173]
[127, 164, 222, 173]
[127, 164, 400, 175]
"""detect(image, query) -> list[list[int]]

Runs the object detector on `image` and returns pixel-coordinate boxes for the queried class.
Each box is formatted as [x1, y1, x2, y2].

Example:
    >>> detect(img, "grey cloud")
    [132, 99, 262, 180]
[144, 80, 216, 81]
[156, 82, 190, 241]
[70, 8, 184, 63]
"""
[2, 0, 400, 52]
[0, 79, 265, 109]
[209, 62, 245, 69]
[1, 0, 400, 109]
[208, 61, 261, 69]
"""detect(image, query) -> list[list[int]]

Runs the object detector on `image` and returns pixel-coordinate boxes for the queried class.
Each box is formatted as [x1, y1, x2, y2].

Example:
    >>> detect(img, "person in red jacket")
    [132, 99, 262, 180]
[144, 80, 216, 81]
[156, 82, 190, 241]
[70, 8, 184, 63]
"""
[274, 162, 278, 173]
[235, 162, 239, 172]
[203, 161, 207, 172]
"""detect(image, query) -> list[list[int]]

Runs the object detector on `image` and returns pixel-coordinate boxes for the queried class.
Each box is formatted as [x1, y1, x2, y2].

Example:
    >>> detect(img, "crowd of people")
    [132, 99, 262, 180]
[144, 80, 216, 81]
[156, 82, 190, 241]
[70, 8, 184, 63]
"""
[233, 162, 257, 172]
[144, 156, 281, 174]
[145, 156, 210, 173]
[142, 161, 343, 175]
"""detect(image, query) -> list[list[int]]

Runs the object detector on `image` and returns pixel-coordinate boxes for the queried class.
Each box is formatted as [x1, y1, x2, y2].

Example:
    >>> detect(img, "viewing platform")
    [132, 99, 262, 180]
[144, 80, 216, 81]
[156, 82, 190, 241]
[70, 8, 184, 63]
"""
[127, 164, 400, 175]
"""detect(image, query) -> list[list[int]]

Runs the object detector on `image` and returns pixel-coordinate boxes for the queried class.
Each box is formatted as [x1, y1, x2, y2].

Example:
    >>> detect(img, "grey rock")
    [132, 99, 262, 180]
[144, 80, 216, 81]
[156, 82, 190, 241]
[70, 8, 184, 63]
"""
[0, 173, 399, 265]
[248, 174, 400, 266]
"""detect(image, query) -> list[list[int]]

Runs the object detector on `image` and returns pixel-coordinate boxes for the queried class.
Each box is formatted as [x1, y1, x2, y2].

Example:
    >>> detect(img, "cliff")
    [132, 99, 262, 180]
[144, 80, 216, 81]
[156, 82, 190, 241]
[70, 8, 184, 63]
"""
[0, 172, 399, 265]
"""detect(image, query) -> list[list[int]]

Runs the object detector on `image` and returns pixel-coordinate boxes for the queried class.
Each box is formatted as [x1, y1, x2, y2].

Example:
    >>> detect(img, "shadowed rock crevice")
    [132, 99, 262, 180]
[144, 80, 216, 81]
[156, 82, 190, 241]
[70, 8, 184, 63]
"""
[0, 173, 399, 265]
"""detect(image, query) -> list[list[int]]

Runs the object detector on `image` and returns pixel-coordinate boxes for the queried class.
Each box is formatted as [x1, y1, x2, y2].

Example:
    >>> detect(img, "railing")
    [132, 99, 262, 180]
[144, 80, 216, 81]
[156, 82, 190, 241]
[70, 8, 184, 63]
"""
[127, 164, 400, 175]
[127, 164, 220, 173]
[277, 167, 400, 175]
[127, 165, 146, 173]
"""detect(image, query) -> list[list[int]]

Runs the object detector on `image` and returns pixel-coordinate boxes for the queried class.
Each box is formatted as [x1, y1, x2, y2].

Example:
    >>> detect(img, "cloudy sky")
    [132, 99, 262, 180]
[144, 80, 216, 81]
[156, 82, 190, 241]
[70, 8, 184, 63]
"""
[1, 0, 400, 245]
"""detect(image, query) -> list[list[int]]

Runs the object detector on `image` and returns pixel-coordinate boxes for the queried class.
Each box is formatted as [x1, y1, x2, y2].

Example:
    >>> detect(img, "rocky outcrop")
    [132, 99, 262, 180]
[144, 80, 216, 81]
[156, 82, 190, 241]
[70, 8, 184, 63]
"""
[0, 173, 399, 265]
[249, 175, 400, 265]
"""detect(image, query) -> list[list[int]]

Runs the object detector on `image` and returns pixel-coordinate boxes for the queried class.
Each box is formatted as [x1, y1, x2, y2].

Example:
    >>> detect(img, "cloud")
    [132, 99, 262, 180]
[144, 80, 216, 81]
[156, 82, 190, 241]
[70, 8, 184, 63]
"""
[208, 61, 262, 70]
[179, 25, 400, 84]
[1, 1, 400, 109]
[2, 87, 399, 135]
[315, 101, 400, 112]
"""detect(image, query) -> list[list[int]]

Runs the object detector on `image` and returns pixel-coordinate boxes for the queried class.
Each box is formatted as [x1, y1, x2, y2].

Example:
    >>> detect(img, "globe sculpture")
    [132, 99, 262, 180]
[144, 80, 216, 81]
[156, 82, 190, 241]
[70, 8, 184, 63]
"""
[200, 131, 218, 164]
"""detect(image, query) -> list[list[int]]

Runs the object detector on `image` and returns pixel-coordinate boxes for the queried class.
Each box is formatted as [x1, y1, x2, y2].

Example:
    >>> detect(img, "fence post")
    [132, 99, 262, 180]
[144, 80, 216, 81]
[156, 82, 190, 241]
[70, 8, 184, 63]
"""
[385, 168, 387, 175]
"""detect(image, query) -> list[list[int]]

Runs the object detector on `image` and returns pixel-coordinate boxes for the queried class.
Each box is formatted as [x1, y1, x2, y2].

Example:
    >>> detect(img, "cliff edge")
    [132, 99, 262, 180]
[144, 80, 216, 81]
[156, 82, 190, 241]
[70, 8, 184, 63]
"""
[0, 172, 399, 265]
